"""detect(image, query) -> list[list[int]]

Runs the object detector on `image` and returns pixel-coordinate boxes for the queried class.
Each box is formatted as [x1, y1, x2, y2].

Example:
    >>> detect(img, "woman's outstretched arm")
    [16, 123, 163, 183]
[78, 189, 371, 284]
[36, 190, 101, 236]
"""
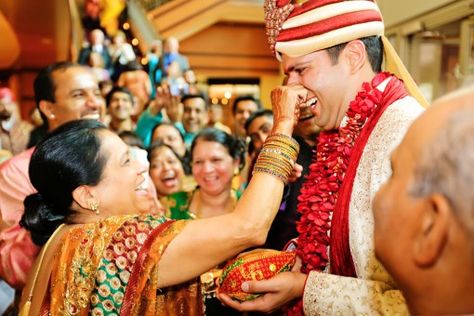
[157, 84, 308, 287]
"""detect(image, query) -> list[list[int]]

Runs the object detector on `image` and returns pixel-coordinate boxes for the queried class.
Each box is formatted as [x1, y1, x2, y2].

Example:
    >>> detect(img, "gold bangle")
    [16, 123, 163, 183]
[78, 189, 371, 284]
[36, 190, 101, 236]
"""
[262, 142, 298, 158]
[263, 142, 299, 160]
[253, 167, 289, 183]
[266, 134, 300, 152]
[260, 148, 296, 164]
[254, 159, 292, 178]
[257, 152, 295, 168]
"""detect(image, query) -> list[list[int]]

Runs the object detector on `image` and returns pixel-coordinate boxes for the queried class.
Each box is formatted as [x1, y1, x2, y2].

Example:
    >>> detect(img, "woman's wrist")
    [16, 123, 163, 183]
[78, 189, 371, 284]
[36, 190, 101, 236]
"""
[271, 120, 294, 136]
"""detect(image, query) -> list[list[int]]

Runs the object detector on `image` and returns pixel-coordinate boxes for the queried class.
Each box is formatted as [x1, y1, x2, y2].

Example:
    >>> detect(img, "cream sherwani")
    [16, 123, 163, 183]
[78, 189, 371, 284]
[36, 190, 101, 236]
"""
[303, 86, 424, 315]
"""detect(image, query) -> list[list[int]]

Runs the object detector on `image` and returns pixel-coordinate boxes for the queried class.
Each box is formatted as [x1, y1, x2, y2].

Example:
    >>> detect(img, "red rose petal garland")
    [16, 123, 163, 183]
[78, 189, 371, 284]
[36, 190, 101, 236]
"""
[287, 72, 390, 315]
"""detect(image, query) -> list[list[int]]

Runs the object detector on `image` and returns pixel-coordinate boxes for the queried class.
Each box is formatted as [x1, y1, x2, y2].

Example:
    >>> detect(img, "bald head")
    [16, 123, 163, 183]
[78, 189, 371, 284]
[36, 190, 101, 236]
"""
[410, 87, 474, 236]
[373, 86, 474, 314]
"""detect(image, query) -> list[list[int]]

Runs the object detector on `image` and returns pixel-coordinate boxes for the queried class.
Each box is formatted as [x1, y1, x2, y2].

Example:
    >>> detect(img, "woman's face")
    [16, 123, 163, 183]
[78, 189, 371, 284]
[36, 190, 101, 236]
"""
[149, 146, 184, 197]
[152, 125, 186, 157]
[192, 140, 237, 196]
[91, 130, 150, 215]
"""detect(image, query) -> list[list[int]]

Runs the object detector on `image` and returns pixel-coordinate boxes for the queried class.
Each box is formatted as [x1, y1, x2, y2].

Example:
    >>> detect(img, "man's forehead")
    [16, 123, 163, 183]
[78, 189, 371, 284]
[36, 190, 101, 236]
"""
[282, 51, 319, 72]
[237, 100, 257, 109]
[111, 91, 132, 100]
[249, 116, 272, 132]
[157, 125, 178, 134]
[53, 67, 97, 88]
[185, 98, 205, 108]
[396, 107, 447, 164]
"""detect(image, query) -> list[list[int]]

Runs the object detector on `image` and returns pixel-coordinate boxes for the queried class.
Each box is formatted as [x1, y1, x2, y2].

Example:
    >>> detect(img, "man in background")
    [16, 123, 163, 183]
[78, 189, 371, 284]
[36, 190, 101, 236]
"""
[181, 93, 208, 146]
[232, 95, 261, 138]
[106, 86, 135, 134]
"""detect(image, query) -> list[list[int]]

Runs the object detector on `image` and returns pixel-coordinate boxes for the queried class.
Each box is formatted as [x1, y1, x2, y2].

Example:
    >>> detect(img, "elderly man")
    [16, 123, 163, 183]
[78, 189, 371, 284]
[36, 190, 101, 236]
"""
[78, 28, 112, 73]
[373, 88, 474, 315]
[220, 0, 426, 314]
[163, 36, 190, 74]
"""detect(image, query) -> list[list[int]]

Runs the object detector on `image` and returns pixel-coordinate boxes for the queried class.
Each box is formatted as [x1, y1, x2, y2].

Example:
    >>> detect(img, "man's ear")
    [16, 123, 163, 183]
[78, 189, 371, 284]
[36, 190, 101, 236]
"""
[72, 185, 95, 211]
[38, 100, 56, 120]
[413, 194, 450, 267]
[342, 40, 367, 74]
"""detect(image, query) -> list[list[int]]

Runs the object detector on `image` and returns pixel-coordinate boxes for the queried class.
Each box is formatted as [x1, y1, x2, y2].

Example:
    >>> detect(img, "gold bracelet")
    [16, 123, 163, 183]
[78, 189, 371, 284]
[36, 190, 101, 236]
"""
[253, 167, 289, 183]
[263, 142, 299, 160]
[255, 161, 292, 176]
[254, 158, 293, 179]
[260, 148, 296, 165]
[263, 143, 297, 157]
[266, 134, 300, 152]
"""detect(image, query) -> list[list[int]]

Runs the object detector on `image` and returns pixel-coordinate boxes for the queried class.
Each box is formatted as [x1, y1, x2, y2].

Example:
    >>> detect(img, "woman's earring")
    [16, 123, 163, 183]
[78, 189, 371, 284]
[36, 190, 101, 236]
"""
[89, 201, 100, 215]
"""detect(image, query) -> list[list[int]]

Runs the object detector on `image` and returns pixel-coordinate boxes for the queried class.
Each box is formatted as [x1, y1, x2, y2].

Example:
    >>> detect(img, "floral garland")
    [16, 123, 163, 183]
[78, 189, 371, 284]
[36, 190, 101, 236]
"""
[288, 72, 390, 315]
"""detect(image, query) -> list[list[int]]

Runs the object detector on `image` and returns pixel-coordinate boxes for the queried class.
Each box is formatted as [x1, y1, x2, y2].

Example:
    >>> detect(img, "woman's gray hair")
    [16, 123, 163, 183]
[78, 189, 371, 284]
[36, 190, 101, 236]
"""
[409, 106, 474, 236]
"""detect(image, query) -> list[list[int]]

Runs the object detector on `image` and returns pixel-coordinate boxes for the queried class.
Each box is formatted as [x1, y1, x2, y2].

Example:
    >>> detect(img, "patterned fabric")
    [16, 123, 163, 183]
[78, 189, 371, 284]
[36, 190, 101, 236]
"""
[40, 214, 199, 315]
[219, 249, 296, 301]
[91, 216, 165, 315]
[302, 96, 424, 315]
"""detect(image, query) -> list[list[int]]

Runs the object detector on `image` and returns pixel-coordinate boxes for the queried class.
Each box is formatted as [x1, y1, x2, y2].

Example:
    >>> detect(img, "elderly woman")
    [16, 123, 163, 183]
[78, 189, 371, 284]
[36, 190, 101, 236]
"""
[19, 94, 300, 315]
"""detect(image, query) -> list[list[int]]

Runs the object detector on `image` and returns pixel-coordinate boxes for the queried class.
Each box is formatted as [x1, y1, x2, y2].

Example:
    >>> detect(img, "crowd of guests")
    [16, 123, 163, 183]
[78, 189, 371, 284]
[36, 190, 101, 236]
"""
[1, 0, 474, 315]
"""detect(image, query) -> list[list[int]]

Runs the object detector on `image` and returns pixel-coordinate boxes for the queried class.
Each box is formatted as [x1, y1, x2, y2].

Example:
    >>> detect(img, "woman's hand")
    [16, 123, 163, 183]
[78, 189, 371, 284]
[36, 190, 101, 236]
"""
[270, 85, 308, 136]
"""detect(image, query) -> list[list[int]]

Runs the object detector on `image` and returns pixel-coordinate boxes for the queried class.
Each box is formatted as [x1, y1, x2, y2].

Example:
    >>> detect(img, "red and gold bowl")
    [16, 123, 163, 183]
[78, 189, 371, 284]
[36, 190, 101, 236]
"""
[217, 249, 296, 301]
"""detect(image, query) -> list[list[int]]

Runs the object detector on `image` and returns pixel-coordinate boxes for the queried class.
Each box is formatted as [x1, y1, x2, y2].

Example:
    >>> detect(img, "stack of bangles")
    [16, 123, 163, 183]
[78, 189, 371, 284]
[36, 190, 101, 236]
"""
[253, 133, 299, 184]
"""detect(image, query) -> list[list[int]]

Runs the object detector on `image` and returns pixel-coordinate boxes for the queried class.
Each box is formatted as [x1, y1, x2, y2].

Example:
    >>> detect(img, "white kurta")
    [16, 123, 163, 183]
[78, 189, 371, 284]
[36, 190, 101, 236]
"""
[303, 94, 424, 315]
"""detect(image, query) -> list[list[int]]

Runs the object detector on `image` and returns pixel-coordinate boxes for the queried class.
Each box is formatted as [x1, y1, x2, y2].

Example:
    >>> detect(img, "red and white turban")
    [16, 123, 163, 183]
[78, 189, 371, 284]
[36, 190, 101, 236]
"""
[265, 0, 384, 58]
[264, 0, 429, 108]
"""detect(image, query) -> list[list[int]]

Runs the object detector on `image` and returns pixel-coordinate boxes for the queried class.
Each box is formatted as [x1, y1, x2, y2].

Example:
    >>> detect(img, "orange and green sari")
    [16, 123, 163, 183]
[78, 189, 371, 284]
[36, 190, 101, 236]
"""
[39, 214, 203, 315]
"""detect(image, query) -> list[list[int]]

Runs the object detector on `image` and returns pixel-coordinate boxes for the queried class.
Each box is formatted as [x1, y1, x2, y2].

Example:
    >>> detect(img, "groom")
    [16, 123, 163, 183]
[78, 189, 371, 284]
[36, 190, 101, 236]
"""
[221, 0, 426, 314]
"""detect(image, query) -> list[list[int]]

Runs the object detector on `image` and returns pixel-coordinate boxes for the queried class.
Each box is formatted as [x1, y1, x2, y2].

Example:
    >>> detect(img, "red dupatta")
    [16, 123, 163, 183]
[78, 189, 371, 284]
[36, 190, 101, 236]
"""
[330, 74, 408, 276]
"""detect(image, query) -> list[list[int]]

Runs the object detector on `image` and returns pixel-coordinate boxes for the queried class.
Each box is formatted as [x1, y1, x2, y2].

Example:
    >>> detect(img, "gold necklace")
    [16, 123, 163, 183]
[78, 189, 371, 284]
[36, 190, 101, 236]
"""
[192, 189, 237, 219]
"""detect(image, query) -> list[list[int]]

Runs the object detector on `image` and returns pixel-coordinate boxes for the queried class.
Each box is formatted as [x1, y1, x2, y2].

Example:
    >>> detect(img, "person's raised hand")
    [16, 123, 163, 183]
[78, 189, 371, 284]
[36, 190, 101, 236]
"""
[165, 95, 183, 123]
[149, 84, 172, 116]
